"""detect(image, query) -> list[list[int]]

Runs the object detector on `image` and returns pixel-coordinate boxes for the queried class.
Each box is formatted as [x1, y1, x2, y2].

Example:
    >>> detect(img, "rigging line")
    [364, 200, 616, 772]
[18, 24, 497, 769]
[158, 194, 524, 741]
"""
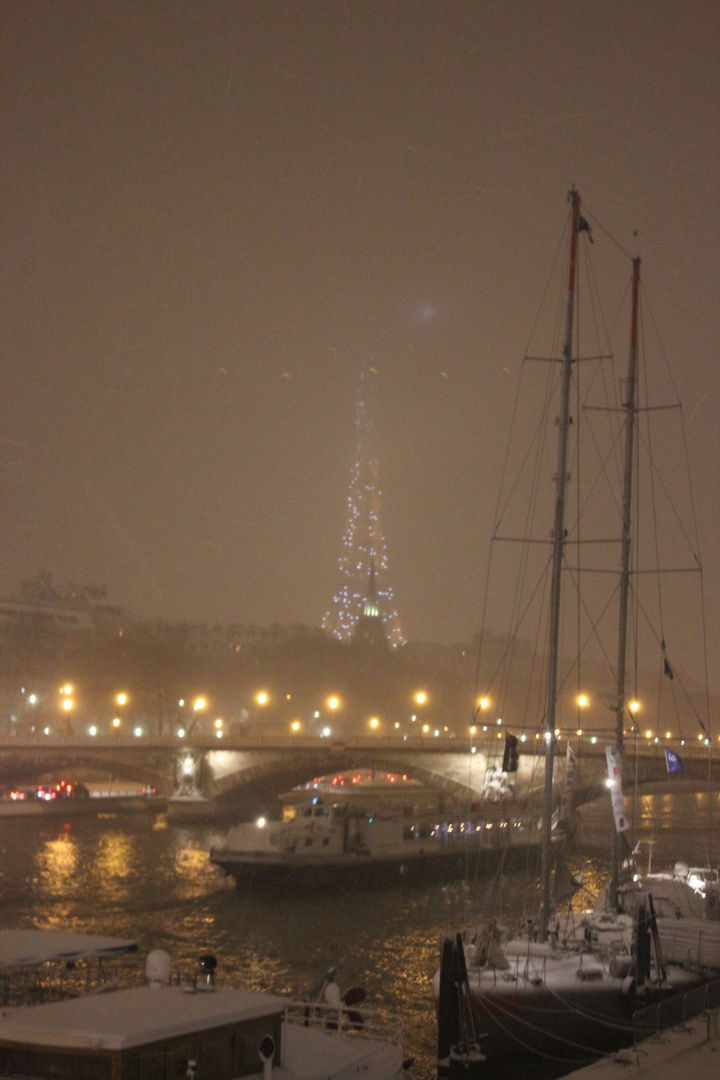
[581, 237, 616, 388]
[631, 589, 707, 734]
[522, 207, 572, 360]
[634, 423, 702, 566]
[473, 984, 633, 1061]
[474, 308, 556, 721]
[577, 406, 626, 530]
[493, 360, 555, 536]
[580, 201, 635, 263]
[558, 562, 622, 696]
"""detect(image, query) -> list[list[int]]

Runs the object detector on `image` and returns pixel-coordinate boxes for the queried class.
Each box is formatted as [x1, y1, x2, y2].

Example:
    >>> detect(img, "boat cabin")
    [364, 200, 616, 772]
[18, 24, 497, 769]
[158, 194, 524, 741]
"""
[0, 983, 284, 1080]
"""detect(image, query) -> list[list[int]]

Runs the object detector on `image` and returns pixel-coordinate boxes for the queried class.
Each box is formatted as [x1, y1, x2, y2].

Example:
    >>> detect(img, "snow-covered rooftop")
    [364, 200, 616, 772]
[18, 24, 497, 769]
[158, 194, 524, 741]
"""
[0, 985, 285, 1051]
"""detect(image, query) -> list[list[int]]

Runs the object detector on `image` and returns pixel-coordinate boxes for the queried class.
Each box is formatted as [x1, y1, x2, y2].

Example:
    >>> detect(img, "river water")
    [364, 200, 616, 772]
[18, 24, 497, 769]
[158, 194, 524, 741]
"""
[0, 787, 717, 1079]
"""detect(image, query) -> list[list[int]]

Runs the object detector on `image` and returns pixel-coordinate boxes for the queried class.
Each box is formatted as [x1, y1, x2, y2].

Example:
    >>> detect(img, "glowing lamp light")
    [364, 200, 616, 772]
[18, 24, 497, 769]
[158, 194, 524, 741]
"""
[369, 717, 379, 729]
[117, 693, 127, 705]
[177, 728, 186, 738]
[112, 717, 121, 728]
[328, 697, 339, 710]
[88, 726, 97, 737]
[578, 695, 588, 708]
[194, 698, 206, 711]
[256, 692, 268, 705]
[257, 817, 266, 828]
[605, 778, 614, 788]
[134, 726, 143, 737]
[62, 699, 72, 711]
[415, 692, 426, 705]
[291, 721, 301, 732]
[480, 697, 489, 710]
[630, 701, 640, 713]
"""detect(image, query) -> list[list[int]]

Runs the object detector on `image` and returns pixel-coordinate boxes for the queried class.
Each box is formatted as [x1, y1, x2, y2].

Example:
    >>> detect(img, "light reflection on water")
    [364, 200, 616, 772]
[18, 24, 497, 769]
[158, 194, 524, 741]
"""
[0, 790, 717, 1079]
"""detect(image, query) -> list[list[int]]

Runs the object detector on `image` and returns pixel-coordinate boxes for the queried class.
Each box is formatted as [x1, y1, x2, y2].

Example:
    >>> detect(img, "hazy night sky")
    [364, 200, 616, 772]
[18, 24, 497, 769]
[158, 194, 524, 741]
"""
[1, 2, 717, 686]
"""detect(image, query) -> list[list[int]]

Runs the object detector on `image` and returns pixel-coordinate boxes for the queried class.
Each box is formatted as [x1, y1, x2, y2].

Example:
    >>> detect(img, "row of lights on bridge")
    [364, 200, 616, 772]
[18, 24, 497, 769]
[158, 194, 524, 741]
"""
[14, 685, 714, 745]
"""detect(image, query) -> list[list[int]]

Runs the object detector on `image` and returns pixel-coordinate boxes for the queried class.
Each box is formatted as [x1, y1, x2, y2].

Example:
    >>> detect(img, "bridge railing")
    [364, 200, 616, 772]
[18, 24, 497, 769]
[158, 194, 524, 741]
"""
[0, 731, 716, 759]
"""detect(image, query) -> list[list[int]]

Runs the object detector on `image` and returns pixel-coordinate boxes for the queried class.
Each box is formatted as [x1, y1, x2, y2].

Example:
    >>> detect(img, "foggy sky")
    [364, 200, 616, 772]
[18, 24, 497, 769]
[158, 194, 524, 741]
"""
[1, 2, 717, 688]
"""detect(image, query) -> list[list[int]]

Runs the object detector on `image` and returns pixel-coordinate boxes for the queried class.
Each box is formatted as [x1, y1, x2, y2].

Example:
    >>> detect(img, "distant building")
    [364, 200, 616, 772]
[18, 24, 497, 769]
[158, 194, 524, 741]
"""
[0, 598, 95, 632]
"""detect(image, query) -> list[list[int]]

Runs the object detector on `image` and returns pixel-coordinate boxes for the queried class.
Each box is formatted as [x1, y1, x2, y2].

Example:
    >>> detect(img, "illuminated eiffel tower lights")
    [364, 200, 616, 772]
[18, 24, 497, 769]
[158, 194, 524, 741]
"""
[323, 371, 405, 648]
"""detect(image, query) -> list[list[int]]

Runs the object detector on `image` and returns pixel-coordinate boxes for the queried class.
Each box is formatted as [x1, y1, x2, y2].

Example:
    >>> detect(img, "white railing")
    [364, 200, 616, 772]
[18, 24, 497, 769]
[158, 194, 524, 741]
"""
[284, 999, 404, 1046]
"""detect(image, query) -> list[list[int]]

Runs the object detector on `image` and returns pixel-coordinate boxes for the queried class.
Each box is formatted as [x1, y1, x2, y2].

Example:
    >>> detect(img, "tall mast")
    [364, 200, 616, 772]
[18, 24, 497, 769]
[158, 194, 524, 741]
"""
[540, 189, 580, 941]
[609, 256, 641, 908]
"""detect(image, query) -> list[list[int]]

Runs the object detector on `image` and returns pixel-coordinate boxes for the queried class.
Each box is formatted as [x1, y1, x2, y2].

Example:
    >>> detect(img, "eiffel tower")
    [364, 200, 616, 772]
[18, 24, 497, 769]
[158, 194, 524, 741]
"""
[322, 369, 405, 649]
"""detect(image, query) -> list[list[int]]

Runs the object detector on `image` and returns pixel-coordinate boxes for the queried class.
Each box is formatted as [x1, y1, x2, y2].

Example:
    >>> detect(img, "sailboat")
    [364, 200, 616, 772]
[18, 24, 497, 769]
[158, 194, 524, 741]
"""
[434, 190, 717, 1079]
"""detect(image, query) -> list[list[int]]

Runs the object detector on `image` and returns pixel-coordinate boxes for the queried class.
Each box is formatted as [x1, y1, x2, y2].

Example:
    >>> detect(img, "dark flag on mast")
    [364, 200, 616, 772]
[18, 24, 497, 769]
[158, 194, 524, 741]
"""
[578, 215, 594, 242]
[502, 733, 519, 773]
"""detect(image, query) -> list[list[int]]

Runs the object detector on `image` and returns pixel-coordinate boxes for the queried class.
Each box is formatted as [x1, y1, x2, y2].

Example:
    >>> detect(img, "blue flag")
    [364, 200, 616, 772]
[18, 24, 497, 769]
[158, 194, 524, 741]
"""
[665, 748, 684, 773]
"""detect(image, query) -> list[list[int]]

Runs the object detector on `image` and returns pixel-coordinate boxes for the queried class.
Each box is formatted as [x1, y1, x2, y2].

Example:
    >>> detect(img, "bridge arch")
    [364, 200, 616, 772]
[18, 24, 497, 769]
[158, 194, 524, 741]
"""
[204, 747, 493, 807]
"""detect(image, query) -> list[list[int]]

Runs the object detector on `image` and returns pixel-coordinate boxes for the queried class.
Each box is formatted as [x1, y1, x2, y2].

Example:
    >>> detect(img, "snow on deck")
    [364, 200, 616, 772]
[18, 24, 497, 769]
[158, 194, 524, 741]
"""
[0, 929, 137, 969]
[563, 1007, 720, 1079]
[0, 985, 285, 1050]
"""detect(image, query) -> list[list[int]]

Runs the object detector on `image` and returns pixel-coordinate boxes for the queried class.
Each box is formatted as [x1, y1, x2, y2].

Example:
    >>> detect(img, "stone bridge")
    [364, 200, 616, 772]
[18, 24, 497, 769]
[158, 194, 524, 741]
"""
[0, 735, 715, 809]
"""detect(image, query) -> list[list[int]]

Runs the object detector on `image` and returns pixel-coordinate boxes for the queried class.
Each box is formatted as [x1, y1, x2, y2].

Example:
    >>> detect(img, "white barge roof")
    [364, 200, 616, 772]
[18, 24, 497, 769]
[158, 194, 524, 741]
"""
[0, 929, 137, 969]
[0, 985, 286, 1051]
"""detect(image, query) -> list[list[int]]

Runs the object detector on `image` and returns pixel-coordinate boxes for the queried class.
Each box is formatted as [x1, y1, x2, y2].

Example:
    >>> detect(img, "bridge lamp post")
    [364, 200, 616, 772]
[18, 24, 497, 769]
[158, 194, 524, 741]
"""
[214, 718, 223, 740]
[255, 692, 269, 730]
[112, 693, 128, 737]
[628, 700, 640, 739]
[193, 698, 206, 737]
[412, 692, 428, 740]
[326, 696, 340, 737]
